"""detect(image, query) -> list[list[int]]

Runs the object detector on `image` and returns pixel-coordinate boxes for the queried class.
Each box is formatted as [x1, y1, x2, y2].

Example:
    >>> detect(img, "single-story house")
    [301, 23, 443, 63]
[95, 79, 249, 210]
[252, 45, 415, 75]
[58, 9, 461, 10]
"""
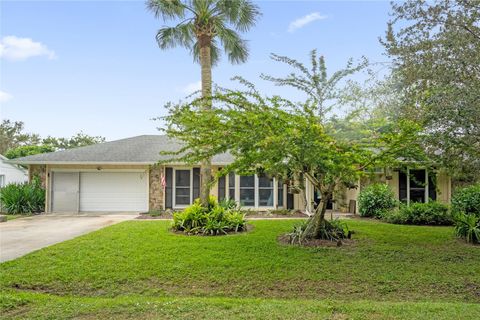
[9, 135, 452, 214]
[0, 154, 28, 187]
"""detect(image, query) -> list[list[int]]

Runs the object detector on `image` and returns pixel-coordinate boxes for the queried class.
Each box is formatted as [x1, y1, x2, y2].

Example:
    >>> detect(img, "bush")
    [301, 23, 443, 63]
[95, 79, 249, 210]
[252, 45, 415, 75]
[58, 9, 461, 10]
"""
[0, 178, 45, 214]
[454, 213, 480, 244]
[358, 184, 397, 218]
[172, 196, 247, 235]
[382, 201, 452, 225]
[451, 184, 480, 217]
[287, 218, 350, 244]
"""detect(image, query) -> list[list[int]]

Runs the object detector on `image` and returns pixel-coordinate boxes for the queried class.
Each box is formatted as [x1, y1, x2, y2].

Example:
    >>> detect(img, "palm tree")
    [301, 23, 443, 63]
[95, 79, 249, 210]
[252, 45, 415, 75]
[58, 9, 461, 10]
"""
[147, 0, 260, 206]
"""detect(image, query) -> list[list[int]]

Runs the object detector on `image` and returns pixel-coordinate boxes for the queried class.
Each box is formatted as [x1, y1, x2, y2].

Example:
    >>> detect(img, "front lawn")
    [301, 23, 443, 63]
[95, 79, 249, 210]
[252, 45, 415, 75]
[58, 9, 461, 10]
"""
[1, 219, 479, 319]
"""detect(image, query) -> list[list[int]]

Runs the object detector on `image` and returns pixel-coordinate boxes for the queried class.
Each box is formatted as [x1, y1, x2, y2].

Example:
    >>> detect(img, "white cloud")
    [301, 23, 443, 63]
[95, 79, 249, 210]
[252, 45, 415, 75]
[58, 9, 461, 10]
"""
[181, 81, 202, 94]
[0, 90, 13, 103]
[0, 36, 56, 61]
[288, 12, 327, 33]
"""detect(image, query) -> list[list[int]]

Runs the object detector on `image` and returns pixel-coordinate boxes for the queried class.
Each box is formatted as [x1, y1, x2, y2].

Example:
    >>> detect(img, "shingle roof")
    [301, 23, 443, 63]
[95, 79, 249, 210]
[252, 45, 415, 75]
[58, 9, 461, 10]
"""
[9, 135, 234, 165]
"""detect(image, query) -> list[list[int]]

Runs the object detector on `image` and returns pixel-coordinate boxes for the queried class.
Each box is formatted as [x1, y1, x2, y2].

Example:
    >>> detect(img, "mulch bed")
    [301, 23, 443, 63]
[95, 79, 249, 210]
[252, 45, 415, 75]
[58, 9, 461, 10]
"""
[277, 234, 355, 248]
[136, 213, 173, 220]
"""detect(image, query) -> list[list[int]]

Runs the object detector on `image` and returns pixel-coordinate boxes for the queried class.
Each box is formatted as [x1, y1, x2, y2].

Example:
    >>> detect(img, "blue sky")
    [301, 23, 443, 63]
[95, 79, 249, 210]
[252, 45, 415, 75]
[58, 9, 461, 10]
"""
[0, 0, 392, 141]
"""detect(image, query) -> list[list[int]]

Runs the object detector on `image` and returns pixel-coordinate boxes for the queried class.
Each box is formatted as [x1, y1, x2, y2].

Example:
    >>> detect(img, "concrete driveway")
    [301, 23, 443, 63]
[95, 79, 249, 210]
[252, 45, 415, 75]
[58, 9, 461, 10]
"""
[0, 214, 136, 262]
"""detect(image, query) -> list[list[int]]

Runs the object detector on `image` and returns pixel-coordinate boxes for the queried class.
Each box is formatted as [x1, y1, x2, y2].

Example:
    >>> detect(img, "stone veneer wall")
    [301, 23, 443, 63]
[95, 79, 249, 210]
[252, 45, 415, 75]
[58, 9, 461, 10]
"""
[29, 165, 47, 188]
[149, 165, 164, 211]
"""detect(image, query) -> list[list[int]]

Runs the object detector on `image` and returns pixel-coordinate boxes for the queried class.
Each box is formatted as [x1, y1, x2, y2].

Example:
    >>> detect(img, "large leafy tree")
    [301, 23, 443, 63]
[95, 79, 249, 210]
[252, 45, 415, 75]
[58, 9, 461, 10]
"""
[162, 52, 424, 241]
[0, 120, 40, 155]
[382, 0, 480, 182]
[146, 0, 260, 206]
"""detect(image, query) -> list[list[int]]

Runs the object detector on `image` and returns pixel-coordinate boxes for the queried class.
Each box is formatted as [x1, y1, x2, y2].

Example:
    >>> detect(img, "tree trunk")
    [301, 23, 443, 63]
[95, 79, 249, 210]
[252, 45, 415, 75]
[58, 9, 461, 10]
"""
[199, 35, 213, 207]
[301, 183, 335, 241]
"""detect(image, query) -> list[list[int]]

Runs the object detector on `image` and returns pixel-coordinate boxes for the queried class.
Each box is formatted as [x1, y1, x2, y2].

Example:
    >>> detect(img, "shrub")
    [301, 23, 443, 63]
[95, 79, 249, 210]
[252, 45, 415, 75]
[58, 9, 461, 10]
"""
[358, 184, 397, 218]
[0, 178, 45, 214]
[287, 218, 350, 244]
[172, 197, 247, 235]
[382, 201, 452, 225]
[454, 212, 480, 244]
[451, 184, 480, 217]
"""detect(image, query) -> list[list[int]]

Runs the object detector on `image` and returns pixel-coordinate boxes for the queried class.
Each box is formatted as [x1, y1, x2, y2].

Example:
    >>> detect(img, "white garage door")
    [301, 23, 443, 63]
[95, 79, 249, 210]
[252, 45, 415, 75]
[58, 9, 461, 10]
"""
[79, 172, 148, 212]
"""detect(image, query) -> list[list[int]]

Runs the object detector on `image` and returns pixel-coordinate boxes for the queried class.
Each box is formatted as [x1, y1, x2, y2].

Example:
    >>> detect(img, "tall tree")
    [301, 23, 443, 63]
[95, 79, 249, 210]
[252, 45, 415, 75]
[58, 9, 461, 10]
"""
[147, 0, 260, 206]
[161, 52, 425, 241]
[0, 120, 40, 155]
[382, 0, 480, 182]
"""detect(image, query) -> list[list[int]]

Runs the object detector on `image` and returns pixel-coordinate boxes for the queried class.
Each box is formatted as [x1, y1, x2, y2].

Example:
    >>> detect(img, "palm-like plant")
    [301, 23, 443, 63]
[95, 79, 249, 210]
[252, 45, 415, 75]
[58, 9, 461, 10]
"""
[147, 0, 260, 206]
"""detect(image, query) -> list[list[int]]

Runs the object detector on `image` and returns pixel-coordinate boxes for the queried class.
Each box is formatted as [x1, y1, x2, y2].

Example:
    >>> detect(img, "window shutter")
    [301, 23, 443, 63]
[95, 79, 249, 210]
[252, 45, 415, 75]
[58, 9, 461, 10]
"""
[165, 168, 173, 208]
[192, 168, 200, 201]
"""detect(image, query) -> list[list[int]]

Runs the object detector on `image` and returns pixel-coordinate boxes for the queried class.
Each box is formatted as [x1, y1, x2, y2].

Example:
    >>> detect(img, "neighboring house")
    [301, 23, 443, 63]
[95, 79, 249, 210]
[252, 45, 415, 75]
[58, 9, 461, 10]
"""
[9, 135, 452, 214]
[0, 155, 28, 188]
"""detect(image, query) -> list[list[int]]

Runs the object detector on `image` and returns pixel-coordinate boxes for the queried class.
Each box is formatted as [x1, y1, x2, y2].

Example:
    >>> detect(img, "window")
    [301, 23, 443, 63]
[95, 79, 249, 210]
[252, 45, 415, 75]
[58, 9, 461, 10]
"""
[258, 175, 274, 206]
[174, 170, 191, 206]
[409, 169, 426, 203]
[239, 175, 255, 206]
[398, 169, 437, 204]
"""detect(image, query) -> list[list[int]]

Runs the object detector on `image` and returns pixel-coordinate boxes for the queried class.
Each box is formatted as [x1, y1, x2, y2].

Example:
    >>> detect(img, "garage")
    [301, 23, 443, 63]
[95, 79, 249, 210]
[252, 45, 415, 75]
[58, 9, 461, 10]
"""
[51, 171, 148, 213]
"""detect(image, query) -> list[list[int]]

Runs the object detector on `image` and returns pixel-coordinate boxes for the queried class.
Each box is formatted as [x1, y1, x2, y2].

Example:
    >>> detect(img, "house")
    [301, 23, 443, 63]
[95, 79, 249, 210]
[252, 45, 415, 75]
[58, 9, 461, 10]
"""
[0, 155, 28, 188]
[9, 135, 452, 214]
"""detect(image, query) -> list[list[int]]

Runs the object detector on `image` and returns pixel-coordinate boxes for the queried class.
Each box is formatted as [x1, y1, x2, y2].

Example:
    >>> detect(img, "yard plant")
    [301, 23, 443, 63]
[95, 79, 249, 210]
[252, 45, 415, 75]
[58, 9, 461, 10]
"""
[452, 183, 480, 244]
[381, 201, 452, 226]
[358, 183, 397, 218]
[0, 177, 45, 214]
[172, 196, 246, 235]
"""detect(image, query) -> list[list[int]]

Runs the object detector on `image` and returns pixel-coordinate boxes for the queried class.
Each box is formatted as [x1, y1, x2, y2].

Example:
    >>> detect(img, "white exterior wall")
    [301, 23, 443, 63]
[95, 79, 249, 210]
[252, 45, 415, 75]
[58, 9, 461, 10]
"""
[0, 156, 28, 186]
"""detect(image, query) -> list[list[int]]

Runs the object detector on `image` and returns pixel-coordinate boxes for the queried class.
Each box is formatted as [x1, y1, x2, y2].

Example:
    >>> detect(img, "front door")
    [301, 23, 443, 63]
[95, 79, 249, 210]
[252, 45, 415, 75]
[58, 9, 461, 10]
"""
[52, 172, 79, 212]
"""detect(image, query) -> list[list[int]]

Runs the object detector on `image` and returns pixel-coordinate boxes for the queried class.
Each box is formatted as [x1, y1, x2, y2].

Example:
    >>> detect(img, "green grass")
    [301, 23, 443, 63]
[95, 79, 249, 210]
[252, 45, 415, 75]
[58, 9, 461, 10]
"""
[1, 219, 479, 319]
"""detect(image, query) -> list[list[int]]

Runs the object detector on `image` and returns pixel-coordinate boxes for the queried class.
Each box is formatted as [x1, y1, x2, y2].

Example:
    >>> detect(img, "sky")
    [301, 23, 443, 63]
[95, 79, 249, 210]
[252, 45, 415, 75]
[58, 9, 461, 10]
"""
[0, 0, 392, 141]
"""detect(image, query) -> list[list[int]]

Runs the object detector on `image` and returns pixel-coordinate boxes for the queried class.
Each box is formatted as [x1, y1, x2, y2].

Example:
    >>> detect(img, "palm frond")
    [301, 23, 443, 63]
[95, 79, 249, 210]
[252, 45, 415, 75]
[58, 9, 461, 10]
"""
[156, 24, 195, 50]
[146, 0, 188, 20]
[216, 0, 261, 32]
[216, 26, 248, 64]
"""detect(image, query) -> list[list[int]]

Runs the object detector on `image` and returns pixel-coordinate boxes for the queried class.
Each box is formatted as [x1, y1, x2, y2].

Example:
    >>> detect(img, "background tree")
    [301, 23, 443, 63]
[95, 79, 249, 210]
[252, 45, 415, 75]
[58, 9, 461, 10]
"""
[382, 0, 480, 182]
[42, 132, 105, 150]
[1, 119, 105, 158]
[161, 52, 425, 241]
[0, 120, 40, 155]
[5, 145, 56, 159]
[147, 0, 260, 206]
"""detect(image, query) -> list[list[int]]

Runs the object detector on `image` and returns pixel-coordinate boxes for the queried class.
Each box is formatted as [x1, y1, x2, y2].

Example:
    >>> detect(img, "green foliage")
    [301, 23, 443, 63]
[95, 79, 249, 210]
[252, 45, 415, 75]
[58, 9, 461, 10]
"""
[382, 202, 452, 226]
[358, 184, 397, 218]
[161, 51, 425, 240]
[0, 119, 41, 155]
[383, 1, 480, 180]
[288, 218, 349, 244]
[287, 220, 309, 244]
[454, 213, 480, 244]
[42, 132, 105, 150]
[4, 145, 55, 159]
[173, 197, 246, 235]
[451, 184, 480, 218]
[0, 177, 45, 214]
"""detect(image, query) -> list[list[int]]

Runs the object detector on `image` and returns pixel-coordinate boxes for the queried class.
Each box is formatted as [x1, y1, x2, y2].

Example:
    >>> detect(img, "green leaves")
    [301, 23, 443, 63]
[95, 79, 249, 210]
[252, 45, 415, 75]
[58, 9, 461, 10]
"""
[147, 0, 260, 67]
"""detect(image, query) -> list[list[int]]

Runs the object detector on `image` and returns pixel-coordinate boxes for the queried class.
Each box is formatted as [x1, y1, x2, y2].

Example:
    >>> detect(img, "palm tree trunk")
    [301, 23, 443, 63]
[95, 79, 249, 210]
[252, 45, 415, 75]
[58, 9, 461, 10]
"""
[199, 35, 213, 207]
